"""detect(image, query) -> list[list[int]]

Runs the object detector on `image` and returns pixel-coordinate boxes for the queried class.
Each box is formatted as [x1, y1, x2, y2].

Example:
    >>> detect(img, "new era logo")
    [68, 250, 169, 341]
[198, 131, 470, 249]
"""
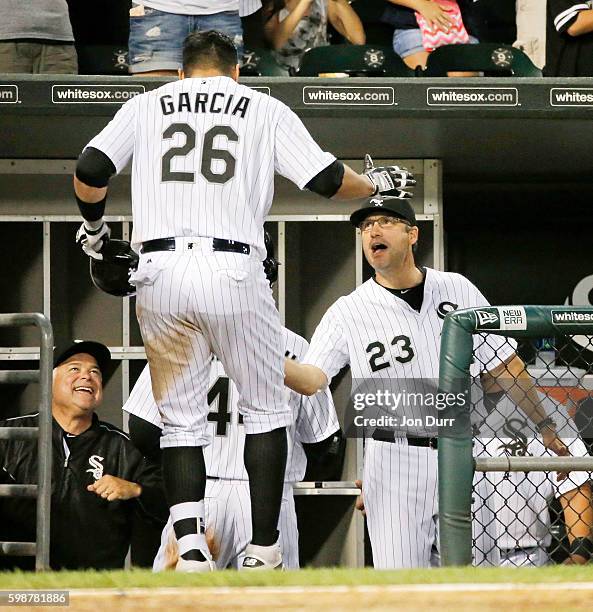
[474, 306, 527, 331]
[476, 310, 500, 327]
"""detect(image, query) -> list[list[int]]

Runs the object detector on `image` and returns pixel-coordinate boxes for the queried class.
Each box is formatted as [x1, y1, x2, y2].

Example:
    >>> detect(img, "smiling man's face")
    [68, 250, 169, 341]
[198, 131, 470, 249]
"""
[52, 353, 103, 416]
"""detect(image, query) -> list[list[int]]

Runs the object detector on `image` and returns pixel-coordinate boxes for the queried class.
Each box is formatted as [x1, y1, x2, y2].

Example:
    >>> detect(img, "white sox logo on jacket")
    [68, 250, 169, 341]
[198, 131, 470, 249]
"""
[86, 455, 105, 480]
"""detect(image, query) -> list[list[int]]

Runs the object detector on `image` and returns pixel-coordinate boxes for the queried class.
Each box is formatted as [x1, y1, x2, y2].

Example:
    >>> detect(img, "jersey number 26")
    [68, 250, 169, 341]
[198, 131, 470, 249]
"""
[161, 123, 238, 185]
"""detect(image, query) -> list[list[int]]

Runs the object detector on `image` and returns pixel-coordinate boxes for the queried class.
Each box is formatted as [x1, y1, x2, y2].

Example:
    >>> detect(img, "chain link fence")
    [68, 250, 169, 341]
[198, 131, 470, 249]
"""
[470, 333, 593, 567]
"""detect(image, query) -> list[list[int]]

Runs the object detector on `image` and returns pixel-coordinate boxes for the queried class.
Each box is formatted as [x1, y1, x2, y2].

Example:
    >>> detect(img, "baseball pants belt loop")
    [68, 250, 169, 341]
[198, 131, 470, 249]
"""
[141, 236, 251, 255]
[372, 428, 438, 449]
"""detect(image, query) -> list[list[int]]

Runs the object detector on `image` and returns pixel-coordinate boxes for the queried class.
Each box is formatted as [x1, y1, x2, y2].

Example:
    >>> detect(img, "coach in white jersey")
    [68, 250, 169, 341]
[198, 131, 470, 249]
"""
[124, 326, 339, 570]
[474, 396, 593, 567]
[72, 30, 412, 572]
[284, 195, 570, 569]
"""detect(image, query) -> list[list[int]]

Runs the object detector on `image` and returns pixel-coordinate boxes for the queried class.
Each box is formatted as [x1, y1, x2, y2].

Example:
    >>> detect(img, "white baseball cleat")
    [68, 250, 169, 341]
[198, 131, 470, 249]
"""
[241, 542, 283, 570]
[175, 557, 215, 572]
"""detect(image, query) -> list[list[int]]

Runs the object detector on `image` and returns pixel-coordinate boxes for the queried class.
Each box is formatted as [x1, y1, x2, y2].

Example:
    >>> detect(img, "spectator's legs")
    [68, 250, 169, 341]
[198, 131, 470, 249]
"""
[403, 50, 430, 71]
[241, 8, 265, 51]
[36, 44, 78, 74]
[129, 5, 187, 76]
[194, 11, 244, 62]
[392, 28, 429, 71]
[0, 42, 35, 74]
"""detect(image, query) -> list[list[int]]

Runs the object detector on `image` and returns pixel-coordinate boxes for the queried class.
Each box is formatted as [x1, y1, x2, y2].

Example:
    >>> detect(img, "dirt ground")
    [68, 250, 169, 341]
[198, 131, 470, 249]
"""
[44, 583, 593, 611]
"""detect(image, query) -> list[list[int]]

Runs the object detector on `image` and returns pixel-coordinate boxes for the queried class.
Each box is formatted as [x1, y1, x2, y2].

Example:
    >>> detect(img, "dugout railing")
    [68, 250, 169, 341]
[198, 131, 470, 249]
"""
[0, 313, 53, 570]
[438, 305, 593, 566]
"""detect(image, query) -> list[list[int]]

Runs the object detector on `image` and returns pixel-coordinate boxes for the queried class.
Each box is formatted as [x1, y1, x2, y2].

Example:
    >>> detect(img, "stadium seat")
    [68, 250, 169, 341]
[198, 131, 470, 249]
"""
[240, 48, 290, 77]
[297, 44, 414, 77]
[423, 43, 542, 77]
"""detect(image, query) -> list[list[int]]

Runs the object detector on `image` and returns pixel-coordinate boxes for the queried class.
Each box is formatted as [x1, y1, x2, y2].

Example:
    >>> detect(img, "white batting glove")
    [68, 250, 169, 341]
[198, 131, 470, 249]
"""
[364, 153, 416, 199]
[76, 221, 111, 260]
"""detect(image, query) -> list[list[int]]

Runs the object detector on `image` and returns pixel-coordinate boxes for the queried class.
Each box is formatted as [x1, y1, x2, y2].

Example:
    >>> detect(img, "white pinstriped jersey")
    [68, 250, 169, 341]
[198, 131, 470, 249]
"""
[123, 327, 339, 482]
[139, 1, 239, 16]
[239, 0, 261, 17]
[475, 398, 590, 550]
[304, 268, 517, 436]
[85, 76, 335, 253]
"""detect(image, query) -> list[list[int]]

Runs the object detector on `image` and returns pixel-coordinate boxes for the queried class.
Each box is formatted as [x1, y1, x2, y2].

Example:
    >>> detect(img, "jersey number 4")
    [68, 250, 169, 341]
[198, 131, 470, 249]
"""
[366, 336, 415, 372]
[207, 376, 243, 436]
[161, 123, 238, 185]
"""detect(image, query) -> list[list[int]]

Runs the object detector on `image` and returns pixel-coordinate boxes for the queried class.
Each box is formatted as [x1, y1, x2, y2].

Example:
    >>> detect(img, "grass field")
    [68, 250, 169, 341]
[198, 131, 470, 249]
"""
[1, 565, 593, 589]
[1, 567, 592, 611]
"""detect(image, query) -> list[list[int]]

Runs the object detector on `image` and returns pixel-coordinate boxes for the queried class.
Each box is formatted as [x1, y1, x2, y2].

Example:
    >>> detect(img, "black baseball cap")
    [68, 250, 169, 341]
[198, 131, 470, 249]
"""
[54, 340, 111, 373]
[350, 196, 417, 228]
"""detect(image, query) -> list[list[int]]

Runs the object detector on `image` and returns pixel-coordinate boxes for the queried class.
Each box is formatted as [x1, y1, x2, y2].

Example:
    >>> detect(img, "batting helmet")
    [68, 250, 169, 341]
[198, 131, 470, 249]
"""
[90, 239, 139, 297]
[263, 230, 279, 286]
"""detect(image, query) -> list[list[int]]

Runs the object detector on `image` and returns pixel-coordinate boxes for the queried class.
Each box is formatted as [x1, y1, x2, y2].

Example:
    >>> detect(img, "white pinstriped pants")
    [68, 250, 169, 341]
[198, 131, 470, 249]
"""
[364, 439, 501, 568]
[499, 546, 548, 567]
[364, 439, 439, 569]
[152, 480, 299, 570]
[133, 249, 293, 448]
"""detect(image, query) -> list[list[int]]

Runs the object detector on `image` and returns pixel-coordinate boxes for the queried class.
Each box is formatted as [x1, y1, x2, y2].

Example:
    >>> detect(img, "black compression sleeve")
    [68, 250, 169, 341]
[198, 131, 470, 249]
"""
[75, 146, 116, 188]
[76, 194, 106, 222]
[305, 160, 345, 198]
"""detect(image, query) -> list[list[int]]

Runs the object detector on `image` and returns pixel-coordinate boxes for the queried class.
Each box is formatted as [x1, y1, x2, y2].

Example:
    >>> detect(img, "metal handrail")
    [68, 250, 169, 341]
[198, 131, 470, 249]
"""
[0, 313, 53, 570]
[475, 456, 593, 472]
[0, 484, 38, 497]
[0, 371, 38, 384]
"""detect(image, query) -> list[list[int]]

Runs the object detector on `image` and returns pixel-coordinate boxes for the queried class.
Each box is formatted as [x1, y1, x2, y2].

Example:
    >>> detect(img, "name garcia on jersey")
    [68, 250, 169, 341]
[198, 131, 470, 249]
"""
[160, 92, 251, 118]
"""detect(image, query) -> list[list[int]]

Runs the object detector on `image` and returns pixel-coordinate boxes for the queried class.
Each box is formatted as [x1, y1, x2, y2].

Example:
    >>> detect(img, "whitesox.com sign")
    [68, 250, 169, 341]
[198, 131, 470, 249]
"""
[303, 86, 395, 106]
[552, 310, 593, 325]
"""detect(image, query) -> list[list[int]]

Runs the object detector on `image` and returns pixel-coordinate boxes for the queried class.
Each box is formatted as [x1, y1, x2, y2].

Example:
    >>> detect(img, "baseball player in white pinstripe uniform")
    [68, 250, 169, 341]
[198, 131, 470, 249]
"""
[73, 30, 412, 571]
[284, 195, 570, 569]
[124, 325, 338, 570]
[474, 396, 593, 567]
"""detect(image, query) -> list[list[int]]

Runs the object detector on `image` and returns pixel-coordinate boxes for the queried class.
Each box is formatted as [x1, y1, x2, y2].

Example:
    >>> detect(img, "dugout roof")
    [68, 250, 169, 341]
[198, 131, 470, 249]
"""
[0, 75, 590, 181]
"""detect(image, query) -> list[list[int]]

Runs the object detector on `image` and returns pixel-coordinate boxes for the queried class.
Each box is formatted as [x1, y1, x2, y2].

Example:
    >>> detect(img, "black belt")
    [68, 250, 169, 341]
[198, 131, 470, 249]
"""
[372, 428, 438, 449]
[141, 237, 251, 255]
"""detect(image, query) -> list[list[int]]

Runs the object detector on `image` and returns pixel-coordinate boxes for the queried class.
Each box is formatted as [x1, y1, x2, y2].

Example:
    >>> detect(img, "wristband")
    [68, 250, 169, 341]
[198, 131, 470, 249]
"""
[535, 416, 556, 433]
[366, 175, 379, 196]
[569, 537, 593, 560]
[76, 194, 106, 222]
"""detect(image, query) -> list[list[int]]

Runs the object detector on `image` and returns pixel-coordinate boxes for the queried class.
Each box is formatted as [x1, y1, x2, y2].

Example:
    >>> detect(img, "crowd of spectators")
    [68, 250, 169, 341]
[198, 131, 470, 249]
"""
[0, 1, 591, 77]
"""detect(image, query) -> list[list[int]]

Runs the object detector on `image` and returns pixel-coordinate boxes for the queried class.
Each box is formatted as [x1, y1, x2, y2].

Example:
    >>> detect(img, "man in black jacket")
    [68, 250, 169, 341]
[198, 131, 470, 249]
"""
[0, 340, 167, 570]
